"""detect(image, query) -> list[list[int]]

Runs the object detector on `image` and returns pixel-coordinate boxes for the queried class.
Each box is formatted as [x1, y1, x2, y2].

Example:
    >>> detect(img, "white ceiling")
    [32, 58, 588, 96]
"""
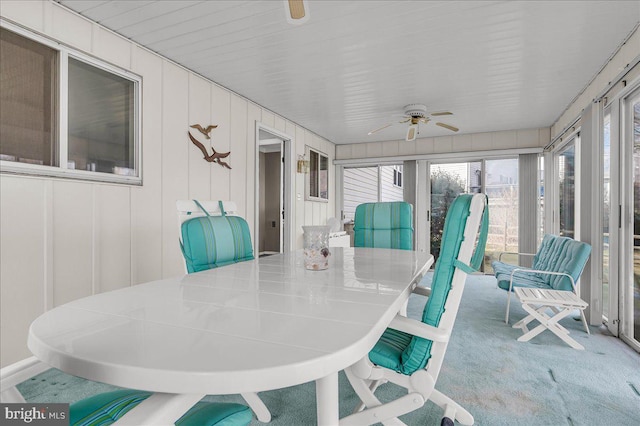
[58, 1, 640, 144]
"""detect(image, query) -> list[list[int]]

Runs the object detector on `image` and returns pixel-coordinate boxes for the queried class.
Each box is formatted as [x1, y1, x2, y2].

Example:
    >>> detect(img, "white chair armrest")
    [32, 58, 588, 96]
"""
[411, 286, 431, 297]
[509, 268, 577, 293]
[388, 315, 449, 343]
[498, 251, 536, 262]
[1, 356, 49, 392]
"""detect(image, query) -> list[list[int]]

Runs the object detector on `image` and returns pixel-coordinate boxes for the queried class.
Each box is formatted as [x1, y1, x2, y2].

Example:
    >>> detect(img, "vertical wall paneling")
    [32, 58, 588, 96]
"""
[0, 1, 45, 32]
[130, 46, 163, 285]
[188, 74, 212, 200]
[246, 103, 262, 239]
[295, 126, 306, 248]
[274, 116, 286, 132]
[50, 4, 93, 52]
[285, 120, 297, 250]
[92, 26, 131, 69]
[95, 185, 131, 292]
[261, 110, 275, 128]
[44, 181, 54, 310]
[0, 177, 46, 365]
[210, 84, 232, 203]
[52, 181, 94, 305]
[161, 61, 190, 278]
[229, 95, 248, 215]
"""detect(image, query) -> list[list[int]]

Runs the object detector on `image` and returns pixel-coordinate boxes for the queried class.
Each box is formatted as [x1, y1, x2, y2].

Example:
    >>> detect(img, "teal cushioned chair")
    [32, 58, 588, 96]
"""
[343, 194, 489, 426]
[70, 389, 252, 426]
[176, 201, 270, 423]
[353, 201, 414, 250]
[0, 358, 252, 426]
[178, 200, 254, 274]
[491, 233, 591, 325]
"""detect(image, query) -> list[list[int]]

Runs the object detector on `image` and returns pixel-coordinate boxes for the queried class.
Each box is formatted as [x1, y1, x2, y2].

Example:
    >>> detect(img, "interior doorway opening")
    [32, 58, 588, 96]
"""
[256, 124, 293, 257]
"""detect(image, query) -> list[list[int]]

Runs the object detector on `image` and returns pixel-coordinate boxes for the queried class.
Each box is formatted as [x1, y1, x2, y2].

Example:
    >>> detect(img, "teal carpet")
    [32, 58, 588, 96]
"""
[18, 274, 640, 425]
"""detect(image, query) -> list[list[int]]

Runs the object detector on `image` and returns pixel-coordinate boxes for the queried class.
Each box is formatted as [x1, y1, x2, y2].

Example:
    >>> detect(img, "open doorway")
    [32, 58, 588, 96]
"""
[256, 124, 293, 256]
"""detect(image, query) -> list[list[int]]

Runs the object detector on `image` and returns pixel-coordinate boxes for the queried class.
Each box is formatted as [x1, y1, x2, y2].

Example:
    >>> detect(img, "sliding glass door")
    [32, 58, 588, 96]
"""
[603, 109, 612, 321]
[429, 159, 518, 268]
[430, 162, 476, 262]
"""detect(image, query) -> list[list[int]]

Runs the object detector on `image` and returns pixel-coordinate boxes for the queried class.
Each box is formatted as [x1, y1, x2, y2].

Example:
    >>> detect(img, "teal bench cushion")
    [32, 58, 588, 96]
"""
[70, 389, 252, 426]
[181, 215, 254, 273]
[369, 194, 487, 375]
[353, 201, 413, 250]
[492, 234, 591, 291]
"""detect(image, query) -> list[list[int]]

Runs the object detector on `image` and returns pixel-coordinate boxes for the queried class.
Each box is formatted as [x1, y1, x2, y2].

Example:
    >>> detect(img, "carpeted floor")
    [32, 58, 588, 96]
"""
[18, 274, 640, 425]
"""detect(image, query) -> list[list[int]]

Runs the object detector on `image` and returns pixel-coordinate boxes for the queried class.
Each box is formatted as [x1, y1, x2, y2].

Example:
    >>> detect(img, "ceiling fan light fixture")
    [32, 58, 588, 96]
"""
[285, 0, 310, 24]
[406, 124, 418, 142]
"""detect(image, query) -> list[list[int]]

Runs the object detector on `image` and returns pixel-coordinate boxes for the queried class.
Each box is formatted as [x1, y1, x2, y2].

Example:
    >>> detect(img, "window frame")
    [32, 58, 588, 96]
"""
[393, 165, 403, 188]
[0, 20, 142, 185]
[305, 145, 329, 202]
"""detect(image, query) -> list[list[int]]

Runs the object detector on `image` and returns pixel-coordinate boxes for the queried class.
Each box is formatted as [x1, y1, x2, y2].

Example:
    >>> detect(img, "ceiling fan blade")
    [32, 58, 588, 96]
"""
[436, 122, 459, 132]
[288, 0, 306, 20]
[368, 123, 392, 135]
[398, 118, 411, 124]
[418, 118, 430, 124]
[430, 111, 453, 116]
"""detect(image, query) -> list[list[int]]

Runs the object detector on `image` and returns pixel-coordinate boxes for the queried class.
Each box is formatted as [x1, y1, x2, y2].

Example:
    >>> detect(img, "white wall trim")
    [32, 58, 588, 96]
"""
[334, 147, 542, 166]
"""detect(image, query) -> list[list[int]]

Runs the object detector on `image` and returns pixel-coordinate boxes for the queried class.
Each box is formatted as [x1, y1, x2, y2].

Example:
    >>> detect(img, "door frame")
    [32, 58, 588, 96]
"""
[619, 82, 640, 350]
[254, 123, 294, 254]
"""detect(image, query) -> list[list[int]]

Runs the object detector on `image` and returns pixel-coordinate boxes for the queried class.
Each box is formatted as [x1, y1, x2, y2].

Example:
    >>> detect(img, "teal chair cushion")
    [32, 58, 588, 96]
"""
[353, 202, 413, 250]
[492, 234, 591, 291]
[532, 234, 591, 290]
[369, 194, 487, 375]
[181, 215, 254, 273]
[70, 389, 252, 426]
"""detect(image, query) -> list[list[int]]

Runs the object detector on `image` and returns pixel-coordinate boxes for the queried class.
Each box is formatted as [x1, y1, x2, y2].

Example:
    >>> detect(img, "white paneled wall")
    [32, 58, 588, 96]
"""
[0, 1, 335, 366]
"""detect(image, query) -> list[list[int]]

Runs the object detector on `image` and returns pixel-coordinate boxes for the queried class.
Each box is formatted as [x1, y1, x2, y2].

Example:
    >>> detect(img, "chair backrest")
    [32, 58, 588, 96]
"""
[177, 200, 254, 274]
[353, 201, 413, 250]
[399, 194, 488, 375]
[532, 234, 591, 290]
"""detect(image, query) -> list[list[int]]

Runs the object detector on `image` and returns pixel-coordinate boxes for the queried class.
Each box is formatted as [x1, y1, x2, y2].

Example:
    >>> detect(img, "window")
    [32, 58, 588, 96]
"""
[342, 164, 404, 221]
[0, 24, 141, 184]
[393, 165, 402, 187]
[306, 146, 328, 201]
[0, 27, 58, 167]
[557, 140, 577, 238]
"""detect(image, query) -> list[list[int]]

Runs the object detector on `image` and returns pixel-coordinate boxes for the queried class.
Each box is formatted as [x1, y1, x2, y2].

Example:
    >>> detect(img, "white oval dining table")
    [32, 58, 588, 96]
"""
[28, 247, 433, 425]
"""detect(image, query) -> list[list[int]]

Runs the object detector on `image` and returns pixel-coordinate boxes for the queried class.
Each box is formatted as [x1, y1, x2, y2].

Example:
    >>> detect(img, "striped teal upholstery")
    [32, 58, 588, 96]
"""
[181, 215, 254, 274]
[353, 201, 413, 250]
[492, 234, 591, 292]
[369, 194, 488, 375]
[70, 389, 252, 426]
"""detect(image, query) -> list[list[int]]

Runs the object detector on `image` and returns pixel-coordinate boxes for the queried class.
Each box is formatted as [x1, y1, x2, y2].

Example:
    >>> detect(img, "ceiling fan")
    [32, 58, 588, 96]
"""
[368, 104, 459, 142]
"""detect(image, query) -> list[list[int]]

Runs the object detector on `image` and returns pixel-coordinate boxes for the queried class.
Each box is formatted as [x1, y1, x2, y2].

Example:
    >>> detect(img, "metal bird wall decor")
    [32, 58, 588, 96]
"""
[190, 124, 217, 139]
[188, 124, 232, 169]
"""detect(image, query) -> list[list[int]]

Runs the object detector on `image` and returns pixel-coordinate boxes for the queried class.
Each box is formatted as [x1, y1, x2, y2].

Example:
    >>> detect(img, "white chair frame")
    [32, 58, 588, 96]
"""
[341, 194, 487, 426]
[176, 200, 271, 423]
